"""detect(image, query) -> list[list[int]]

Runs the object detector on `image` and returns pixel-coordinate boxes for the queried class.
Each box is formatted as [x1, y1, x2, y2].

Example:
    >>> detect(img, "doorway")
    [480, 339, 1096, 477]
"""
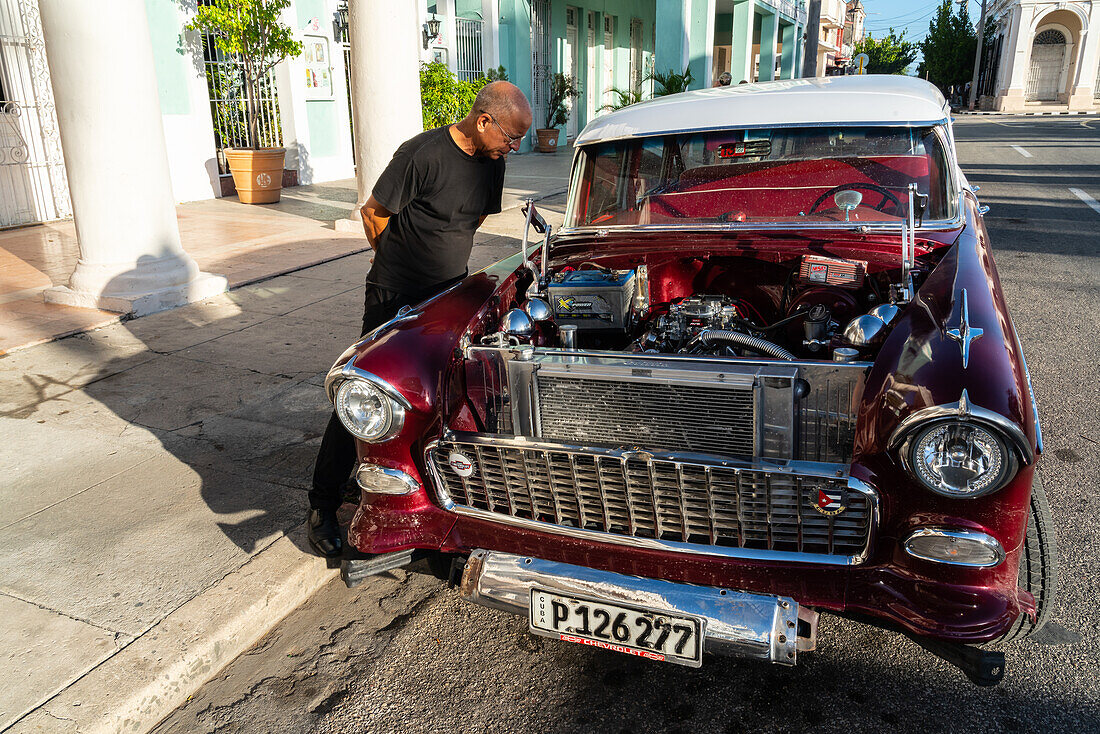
[530, 0, 551, 133]
[565, 7, 579, 138]
[1026, 29, 1067, 102]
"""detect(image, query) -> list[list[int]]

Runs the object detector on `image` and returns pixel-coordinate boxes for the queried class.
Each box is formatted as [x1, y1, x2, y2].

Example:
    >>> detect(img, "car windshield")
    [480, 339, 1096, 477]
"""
[566, 126, 954, 228]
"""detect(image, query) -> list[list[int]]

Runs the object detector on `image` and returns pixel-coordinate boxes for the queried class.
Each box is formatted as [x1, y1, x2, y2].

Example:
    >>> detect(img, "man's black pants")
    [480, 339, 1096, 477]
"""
[308, 284, 423, 512]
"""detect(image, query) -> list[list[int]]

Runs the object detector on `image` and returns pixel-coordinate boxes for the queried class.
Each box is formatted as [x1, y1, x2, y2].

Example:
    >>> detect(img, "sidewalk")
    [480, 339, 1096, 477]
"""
[0, 150, 570, 733]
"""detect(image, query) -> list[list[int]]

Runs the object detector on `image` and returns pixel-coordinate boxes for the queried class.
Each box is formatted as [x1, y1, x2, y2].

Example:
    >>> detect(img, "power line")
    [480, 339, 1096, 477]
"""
[862, 0, 941, 27]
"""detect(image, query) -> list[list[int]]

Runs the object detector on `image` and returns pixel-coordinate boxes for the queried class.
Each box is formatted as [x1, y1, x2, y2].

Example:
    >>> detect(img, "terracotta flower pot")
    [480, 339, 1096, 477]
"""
[535, 128, 559, 153]
[224, 147, 286, 204]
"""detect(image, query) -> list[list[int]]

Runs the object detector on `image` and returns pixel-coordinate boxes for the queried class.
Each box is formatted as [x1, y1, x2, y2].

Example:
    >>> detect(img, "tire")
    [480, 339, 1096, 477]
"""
[996, 475, 1059, 644]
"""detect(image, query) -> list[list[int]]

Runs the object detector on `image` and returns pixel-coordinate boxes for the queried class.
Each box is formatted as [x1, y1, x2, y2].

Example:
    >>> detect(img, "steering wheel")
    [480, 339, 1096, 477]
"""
[809, 183, 902, 215]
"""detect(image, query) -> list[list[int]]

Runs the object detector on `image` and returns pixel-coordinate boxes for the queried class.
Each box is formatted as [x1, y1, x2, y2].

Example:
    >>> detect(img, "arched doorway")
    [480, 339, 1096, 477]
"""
[1026, 29, 1068, 101]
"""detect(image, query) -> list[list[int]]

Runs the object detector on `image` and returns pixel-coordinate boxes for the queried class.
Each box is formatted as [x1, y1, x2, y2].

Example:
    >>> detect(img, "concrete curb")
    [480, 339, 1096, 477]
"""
[8, 528, 337, 734]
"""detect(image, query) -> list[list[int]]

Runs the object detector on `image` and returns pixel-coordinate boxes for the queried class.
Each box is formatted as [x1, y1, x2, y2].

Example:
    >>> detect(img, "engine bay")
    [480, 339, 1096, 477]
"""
[485, 249, 926, 364]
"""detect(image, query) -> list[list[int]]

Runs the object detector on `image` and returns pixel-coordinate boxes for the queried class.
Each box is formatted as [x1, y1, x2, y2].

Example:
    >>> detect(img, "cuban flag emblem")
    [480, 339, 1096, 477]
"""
[813, 487, 847, 516]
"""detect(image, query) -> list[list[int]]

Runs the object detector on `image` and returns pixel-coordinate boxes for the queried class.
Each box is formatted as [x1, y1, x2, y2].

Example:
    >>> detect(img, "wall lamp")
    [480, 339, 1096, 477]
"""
[332, 2, 349, 44]
[422, 13, 442, 49]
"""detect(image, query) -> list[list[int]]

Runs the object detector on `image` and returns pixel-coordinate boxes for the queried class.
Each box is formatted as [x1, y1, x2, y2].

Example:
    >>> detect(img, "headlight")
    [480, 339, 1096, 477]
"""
[335, 378, 404, 441]
[906, 421, 1015, 498]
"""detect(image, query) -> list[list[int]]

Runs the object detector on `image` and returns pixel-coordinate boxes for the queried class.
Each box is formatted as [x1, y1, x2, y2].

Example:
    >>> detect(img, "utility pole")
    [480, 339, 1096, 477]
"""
[968, 0, 988, 110]
[802, 0, 822, 77]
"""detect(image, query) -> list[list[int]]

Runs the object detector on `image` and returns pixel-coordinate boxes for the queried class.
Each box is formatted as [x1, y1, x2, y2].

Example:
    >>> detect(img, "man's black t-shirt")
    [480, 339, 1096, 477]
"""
[366, 126, 506, 296]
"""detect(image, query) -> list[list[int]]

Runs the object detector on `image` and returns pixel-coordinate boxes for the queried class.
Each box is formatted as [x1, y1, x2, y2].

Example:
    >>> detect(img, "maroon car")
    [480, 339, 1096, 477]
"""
[325, 76, 1055, 685]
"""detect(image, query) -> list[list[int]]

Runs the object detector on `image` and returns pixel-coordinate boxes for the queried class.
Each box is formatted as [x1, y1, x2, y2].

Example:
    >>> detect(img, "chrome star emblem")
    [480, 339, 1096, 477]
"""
[947, 289, 984, 369]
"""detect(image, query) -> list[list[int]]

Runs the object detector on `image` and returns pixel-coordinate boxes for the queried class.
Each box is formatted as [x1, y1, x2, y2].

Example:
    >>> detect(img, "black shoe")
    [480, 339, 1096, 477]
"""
[307, 508, 343, 558]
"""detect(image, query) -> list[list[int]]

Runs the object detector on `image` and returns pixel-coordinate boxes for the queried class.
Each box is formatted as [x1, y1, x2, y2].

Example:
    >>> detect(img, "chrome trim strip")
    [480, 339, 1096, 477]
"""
[423, 435, 879, 566]
[459, 549, 810, 666]
[1012, 326, 1043, 457]
[465, 344, 873, 369]
[355, 464, 420, 495]
[554, 218, 962, 238]
[886, 393, 1035, 467]
[901, 527, 1006, 568]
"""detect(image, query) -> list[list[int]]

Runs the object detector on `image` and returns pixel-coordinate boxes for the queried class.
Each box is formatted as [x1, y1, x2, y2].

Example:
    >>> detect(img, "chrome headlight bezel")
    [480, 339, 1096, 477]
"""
[889, 390, 1033, 500]
[325, 364, 412, 443]
[900, 419, 1017, 498]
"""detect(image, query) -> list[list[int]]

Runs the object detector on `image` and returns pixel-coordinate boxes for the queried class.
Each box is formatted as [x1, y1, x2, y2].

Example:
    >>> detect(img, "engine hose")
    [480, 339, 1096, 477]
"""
[689, 330, 797, 361]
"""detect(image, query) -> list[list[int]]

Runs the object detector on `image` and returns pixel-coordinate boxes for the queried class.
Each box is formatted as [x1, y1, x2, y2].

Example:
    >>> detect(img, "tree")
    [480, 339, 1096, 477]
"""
[918, 0, 978, 95]
[853, 28, 918, 75]
[185, 0, 302, 150]
[419, 63, 506, 130]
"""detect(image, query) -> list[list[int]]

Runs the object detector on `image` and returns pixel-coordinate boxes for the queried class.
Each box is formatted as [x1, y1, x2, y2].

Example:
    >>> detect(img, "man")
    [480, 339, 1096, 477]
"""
[716, 72, 732, 87]
[307, 81, 533, 557]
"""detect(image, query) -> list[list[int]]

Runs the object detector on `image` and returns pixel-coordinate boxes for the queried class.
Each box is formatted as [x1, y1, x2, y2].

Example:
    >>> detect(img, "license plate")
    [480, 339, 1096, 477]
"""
[529, 589, 705, 667]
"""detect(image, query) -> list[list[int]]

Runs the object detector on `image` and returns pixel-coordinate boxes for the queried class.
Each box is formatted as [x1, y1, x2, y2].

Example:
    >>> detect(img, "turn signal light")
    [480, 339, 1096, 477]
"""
[902, 527, 1005, 568]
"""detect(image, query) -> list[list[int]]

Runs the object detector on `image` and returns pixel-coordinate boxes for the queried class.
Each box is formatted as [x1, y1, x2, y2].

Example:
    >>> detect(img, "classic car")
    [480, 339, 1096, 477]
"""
[325, 75, 1056, 685]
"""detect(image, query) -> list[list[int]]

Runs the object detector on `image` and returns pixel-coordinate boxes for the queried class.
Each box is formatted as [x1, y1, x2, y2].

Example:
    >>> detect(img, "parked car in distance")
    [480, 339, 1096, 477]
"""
[326, 75, 1055, 685]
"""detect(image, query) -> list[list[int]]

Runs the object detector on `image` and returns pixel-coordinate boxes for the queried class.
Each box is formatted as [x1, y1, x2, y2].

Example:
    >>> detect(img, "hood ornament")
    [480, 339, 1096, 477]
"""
[947, 289, 983, 369]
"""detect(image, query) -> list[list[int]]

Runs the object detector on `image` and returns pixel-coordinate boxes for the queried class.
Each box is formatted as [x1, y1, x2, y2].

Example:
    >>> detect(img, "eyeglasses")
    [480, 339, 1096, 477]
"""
[487, 114, 525, 147]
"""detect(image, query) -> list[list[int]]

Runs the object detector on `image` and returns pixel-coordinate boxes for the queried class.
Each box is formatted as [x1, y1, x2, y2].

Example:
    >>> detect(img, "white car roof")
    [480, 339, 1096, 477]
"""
[575, 75, 951, 145]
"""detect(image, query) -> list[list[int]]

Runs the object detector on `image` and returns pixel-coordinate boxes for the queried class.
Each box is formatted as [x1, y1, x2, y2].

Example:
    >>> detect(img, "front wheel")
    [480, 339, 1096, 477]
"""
[997, 475, 1059, 644]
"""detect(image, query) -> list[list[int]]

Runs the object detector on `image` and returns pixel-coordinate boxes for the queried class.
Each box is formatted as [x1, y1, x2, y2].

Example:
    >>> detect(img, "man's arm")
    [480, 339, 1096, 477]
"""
[360, 195, 395, 250]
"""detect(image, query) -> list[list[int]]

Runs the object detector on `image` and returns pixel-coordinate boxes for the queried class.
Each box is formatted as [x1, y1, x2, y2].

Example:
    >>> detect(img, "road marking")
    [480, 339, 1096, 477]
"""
[1082, 119, 1095, 129]
[1070, 188, 1100, 216]
[1010, 145, 1033, 158]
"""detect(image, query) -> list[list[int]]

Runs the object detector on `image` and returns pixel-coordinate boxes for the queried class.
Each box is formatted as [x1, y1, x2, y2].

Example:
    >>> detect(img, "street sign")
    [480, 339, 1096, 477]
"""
[855, 53, 870, 75]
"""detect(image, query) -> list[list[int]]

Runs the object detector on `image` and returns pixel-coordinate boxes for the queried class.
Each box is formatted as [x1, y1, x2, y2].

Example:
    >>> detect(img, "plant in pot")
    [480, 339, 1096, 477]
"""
[536, 73, 579, 153]
[186, 0, 302, 204]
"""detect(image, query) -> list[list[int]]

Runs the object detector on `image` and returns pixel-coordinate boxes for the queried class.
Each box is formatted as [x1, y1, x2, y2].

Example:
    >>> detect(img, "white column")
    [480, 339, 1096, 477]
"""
[336, 0, 424, 232]
[1006, 6, 1031, 97]
[38, 0, 225, 316]
[1068, 27, 1099, 108]
[482, 0, 501, 69]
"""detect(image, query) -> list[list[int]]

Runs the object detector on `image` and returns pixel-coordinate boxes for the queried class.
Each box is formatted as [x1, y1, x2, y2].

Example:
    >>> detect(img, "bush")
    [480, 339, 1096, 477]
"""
[419, 63, 507, 130]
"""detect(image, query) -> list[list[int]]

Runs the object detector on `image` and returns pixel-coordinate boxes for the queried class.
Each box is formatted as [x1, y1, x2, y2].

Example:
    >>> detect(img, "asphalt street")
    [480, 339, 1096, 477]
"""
[153, 117, 1100, 734]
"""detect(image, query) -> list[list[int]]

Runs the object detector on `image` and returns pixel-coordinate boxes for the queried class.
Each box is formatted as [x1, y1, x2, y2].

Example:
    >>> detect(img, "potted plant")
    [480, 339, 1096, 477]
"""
[186, 0, 302, 204]
[536, 73, 579, 153]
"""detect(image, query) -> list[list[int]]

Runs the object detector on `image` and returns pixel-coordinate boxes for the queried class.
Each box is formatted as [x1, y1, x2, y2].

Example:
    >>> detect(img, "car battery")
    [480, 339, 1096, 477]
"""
[547, 269, 635, 331]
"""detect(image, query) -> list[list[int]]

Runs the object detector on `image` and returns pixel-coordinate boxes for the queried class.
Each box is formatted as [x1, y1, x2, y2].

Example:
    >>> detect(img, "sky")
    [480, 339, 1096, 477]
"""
[860, 0, 985, 66]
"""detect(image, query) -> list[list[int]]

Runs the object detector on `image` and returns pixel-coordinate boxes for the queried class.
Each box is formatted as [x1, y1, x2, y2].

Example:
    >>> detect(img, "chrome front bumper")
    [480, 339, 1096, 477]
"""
[459, 550, 817, 666]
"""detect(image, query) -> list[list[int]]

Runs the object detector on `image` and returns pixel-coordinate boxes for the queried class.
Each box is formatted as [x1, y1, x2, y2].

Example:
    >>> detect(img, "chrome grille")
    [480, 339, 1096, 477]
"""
[538, 375, 756, 457]
[430, 440, 873, 559]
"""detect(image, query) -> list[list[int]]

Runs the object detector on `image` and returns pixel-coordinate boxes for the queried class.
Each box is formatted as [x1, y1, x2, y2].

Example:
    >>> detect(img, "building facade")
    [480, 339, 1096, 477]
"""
[982, 0, 1100, 111]
[842, 0, 866, 66]
[814, 0, 847, 75]
[0, 0, 813, 234]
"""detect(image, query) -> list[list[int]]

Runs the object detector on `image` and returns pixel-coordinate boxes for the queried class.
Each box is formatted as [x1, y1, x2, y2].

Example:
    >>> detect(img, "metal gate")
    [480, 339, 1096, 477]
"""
[1026, 29, 1066, 102]
[0, 0, 70, 228]
[530, 0, 550, 133]
[456, 17, 484, 81]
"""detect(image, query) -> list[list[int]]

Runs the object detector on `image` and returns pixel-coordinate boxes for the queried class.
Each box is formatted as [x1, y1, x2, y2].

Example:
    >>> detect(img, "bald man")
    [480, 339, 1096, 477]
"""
[308, 81, 533, 558]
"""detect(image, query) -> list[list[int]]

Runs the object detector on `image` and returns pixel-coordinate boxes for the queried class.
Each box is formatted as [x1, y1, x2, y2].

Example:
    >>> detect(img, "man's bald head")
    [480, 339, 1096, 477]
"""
[472, 81, 532, 122]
